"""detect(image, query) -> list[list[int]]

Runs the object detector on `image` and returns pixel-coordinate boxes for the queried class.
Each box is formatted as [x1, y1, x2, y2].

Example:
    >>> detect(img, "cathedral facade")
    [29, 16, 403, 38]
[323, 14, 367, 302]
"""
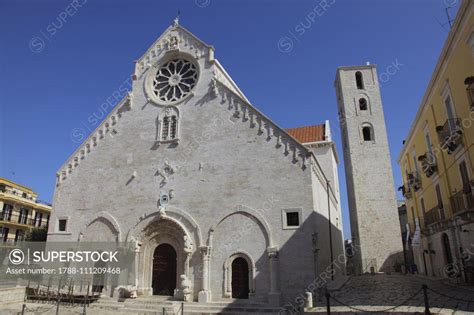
[47, 20, 345, 306]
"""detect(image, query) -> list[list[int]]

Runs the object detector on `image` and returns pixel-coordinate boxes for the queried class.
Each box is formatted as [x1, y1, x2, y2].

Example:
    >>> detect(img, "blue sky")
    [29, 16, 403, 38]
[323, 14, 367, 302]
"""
[0, 0, 460, 238]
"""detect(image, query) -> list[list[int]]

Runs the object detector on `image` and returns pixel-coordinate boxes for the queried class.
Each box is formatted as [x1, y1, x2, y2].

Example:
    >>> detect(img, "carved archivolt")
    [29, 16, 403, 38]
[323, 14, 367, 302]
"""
[208, 205, 275, 250]
[79, 211, 122, 242]
[126, 206, 203, 248]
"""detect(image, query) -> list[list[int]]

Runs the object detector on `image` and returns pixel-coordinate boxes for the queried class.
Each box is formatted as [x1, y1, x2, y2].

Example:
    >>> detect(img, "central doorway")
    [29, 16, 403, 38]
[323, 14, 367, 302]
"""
[231, 257, 249, 299]
[152, 243, 177, 296]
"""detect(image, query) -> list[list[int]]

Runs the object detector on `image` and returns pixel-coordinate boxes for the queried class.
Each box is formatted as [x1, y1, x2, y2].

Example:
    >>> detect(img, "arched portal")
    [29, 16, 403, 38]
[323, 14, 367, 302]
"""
[152, 243, 177, 296]
[232, 257, 249, 299]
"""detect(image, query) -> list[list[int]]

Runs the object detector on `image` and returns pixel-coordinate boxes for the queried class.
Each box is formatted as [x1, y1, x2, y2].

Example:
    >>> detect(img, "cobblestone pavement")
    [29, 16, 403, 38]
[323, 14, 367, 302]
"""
[307, 274, 474, 314]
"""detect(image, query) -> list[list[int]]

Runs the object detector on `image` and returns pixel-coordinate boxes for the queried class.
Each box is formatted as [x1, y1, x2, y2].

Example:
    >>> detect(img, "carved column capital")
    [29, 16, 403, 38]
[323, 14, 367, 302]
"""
[267, 247, 279, 259]
[199, 246, 212, 257]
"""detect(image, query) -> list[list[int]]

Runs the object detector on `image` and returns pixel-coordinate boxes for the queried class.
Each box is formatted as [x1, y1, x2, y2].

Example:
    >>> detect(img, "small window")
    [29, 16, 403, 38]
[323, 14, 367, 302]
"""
[362, 125, 374, 141]
[286, 212, 300, 226]
[160, 107, 179, 142]
[161, 117, 170, 140]
[355, 71, 364, 89]
[282, 208, 302, 229]
[359, 98, 368, 111]
[58, 219, 67, 232]
[22, 192, 27, 198]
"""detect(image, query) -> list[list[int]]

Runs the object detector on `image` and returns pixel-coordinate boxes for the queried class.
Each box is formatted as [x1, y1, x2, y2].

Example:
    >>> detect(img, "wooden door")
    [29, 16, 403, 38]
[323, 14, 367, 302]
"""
[152, 244, 177, 296]
[231, 257, 249, 299]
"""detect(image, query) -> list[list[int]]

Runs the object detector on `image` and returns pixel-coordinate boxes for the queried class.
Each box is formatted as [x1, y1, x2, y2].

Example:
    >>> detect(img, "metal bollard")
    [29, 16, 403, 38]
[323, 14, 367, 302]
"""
[56, 297, 61, 315]
[422, 284, 431, 315]
[325, 292, 331, 314]
[21, 303, 26, 315]
[181, 302, 184, 315]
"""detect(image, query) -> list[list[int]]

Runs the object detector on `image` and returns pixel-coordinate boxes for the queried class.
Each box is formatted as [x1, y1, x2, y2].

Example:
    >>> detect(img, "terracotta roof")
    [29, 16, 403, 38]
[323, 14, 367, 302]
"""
[285, 124, 326, 143]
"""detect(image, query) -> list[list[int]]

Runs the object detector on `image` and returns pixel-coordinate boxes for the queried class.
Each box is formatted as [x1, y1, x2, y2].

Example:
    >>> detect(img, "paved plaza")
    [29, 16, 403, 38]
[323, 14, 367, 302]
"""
[0, 274, 472, 314]
[308, 274, 474, 314]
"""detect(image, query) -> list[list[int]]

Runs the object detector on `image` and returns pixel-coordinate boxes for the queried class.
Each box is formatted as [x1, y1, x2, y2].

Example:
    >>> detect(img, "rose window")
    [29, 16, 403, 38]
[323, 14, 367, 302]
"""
[153, 59, 198, 103]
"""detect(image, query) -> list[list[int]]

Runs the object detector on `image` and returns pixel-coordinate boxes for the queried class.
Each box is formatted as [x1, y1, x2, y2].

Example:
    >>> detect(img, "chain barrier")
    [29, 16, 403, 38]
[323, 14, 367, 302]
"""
[427, 287, 474, 303]
[23, 303, 57, 314]
[328, 287, 424, 313]
[62, 304, 87, 314]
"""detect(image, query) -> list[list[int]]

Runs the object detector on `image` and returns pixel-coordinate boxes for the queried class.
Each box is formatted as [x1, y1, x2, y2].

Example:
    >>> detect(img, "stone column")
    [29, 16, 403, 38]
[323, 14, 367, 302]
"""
[134, 241, 140, 289]
[198, 246, 212, 303]
[267, 247, 281, 306]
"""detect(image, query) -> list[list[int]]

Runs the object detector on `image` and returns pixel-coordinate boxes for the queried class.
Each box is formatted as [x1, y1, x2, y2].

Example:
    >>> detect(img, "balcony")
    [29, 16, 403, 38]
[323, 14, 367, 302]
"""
[436, 119, 463, 154]
[451, 190, 474, 215]
[424, 206, 441, 227]
[418, 153, 437, 178]
[407, 172, 422, 192]
[0, 212, 29, 227]
[398, 185, 412, 199]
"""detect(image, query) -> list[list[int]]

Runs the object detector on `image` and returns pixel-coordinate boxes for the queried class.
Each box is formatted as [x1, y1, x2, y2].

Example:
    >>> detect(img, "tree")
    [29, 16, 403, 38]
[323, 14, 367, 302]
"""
[24, 227, 48, 242]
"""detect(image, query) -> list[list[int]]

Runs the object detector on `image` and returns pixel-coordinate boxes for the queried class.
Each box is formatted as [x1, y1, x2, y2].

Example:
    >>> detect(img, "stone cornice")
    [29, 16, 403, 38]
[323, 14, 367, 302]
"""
[212, 78, 338, 204]
[212, 78, 311, 169]
[56, 95, 132, 185]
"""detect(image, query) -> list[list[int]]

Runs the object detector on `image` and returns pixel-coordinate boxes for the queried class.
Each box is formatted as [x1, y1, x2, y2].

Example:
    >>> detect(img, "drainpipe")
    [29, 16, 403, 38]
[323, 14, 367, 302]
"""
[327, 180, 334, 281]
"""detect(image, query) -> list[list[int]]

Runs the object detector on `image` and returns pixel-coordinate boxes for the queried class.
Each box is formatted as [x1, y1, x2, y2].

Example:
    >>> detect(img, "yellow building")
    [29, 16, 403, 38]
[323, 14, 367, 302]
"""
[397, 0, 474, 283]
[0, 177, 52, 243]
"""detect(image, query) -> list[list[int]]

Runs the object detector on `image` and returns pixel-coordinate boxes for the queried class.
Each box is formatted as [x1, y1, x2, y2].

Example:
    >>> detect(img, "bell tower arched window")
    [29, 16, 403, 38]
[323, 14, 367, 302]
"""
[355, 71, 364, 89]
[359, 98, 368, 111]
[160, 107, 179, 142]
[361, 123, 374, 142]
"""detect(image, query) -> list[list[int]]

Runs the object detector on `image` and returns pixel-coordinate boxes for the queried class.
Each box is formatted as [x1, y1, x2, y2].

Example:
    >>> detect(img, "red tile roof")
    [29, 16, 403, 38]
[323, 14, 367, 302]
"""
[285, 124, 326, 143]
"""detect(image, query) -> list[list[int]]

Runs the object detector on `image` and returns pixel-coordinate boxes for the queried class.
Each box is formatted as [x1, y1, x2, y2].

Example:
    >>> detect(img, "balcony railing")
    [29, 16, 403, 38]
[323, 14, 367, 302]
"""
[398, 185, 412, 199]
[0, 213, 30, 225]
[407, 172, 422, 192]
[418, 153, 437, 178]
[451, 190, 474, 214]
[436, 118, 463, 154]
[424, 206, 441, 226]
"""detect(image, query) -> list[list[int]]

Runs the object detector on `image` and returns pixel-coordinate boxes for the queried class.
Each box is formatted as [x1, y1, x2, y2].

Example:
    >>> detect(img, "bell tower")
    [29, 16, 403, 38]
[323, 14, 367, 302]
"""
[335, 65, 403, 274]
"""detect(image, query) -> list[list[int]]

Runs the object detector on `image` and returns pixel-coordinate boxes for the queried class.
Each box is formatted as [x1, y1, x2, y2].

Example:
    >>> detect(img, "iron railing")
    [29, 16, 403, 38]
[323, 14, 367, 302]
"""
[424, 205, 441, 227]
[436, 118, 463, 154]
[451, 190, 474, 214]
[398, 185, 412, 199]
[407, 172, 422, 191]
[418, 152, 437, 178]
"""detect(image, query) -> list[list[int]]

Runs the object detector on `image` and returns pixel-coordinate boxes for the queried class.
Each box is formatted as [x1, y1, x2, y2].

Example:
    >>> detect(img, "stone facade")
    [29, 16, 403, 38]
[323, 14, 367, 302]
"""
[335, 65, 403, 274]
[48, 21, 345, 306]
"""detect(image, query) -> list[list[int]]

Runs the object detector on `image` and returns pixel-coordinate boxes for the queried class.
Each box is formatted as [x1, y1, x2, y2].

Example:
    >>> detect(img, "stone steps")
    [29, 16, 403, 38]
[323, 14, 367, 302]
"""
[89, 297, 282, 314]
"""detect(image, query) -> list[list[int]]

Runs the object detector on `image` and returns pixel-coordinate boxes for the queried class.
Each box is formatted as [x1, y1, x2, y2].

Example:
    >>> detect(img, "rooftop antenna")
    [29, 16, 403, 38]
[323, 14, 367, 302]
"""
[435, 2, 455, 32]
[445, 5, 454, 28]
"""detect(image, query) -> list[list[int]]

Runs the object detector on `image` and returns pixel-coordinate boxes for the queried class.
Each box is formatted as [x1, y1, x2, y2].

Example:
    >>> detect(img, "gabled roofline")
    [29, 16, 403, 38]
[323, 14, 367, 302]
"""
[136, 22, 215, 66]
[213, 59, 250, 103]
[56, 95, 131, 174]
[214, 79, 339, 203]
